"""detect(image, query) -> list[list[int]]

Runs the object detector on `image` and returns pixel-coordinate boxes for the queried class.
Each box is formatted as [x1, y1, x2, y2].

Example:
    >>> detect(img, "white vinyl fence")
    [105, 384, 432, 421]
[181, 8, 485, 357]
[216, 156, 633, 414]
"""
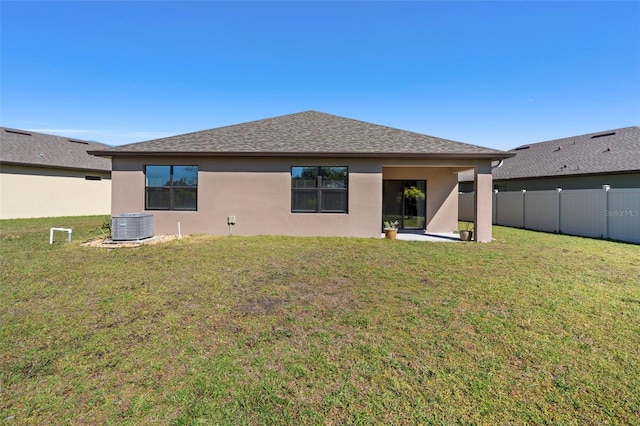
[459, 186, 640, 244]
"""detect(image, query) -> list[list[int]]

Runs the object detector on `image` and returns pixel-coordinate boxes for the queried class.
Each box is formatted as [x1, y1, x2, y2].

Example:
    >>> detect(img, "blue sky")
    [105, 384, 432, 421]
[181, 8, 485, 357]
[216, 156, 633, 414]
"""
[1, 1, 639, 150]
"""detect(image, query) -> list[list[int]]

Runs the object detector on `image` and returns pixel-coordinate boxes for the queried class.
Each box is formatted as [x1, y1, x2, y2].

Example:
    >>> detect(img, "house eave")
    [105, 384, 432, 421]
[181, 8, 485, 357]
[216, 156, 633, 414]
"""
[0, 160, 111, 174]
[496, 169, 640, 181]
[89, 150, 515, 161]
[459, 169, 640, 184]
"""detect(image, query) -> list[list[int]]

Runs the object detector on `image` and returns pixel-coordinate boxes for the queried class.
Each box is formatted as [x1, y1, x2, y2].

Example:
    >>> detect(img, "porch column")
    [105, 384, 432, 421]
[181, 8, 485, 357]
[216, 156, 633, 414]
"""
[473, 162, 493, 242]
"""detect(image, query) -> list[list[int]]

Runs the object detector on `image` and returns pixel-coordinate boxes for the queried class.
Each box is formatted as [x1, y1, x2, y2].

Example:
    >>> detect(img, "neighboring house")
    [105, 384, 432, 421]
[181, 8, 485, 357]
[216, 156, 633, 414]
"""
[90, 111, 513, 241]
[0, 127, 112, 219]
[459, 126, 640, 192]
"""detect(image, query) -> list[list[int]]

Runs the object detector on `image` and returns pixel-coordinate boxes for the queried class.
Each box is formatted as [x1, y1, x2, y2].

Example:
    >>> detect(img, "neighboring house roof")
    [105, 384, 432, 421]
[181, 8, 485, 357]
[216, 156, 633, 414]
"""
[0, 127, 112, 172]
[459, 126, 640, 182]
[90, 111, 513, 159]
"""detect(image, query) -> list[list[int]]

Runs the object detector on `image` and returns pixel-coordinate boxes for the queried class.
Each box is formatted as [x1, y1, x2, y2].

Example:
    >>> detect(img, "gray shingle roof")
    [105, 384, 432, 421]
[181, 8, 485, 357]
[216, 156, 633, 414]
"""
[0, 127, 111, 172]
[91, 111, 511, 158]
[459, 126, 640, 182]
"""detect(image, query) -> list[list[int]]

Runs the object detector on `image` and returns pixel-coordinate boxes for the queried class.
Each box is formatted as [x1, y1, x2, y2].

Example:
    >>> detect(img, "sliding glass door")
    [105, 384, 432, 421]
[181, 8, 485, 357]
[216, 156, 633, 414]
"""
[382, 180, 426, 230]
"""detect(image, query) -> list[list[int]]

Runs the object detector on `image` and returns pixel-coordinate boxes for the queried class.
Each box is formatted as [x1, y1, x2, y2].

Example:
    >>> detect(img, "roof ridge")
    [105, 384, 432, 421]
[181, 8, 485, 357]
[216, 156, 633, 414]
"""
[0, 126, 110, 148]
[1, 126, 111, 171]
[519, 126, 639, 148]
[112, 111, 327, 149]
[115, 110, 499, 152]
[91, 111, 513, 158]
[488, 126, 640, 181]
[297, 111, 507, 152]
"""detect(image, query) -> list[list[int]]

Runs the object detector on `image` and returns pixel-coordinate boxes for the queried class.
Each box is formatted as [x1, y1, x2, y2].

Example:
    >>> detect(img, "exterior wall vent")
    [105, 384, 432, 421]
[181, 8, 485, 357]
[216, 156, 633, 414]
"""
[112, 213, 154, 241]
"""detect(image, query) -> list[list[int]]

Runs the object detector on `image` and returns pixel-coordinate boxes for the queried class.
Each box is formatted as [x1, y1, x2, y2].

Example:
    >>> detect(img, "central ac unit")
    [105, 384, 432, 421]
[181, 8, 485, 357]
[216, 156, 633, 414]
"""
[111, 213, 154, 241]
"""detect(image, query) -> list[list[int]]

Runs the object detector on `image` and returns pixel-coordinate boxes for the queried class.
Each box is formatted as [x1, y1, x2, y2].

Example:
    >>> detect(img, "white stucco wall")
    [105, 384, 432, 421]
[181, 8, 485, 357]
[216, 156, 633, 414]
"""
[0, 164, 111, 219]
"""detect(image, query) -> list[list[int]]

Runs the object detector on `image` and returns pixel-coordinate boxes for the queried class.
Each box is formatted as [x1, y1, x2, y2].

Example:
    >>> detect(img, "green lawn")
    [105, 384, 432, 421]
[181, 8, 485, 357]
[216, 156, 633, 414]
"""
[1, 216, 639, 425]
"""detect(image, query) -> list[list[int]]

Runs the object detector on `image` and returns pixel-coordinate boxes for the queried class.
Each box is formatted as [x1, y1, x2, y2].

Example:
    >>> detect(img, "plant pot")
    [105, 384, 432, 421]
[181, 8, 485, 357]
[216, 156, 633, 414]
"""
[384, 229, 397, 240]
[459, 230, 473, 241]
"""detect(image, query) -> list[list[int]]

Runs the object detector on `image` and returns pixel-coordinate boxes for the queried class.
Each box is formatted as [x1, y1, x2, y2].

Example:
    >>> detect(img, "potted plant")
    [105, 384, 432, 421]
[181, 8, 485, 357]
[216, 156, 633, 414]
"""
[459, 222, 474, 241]
[383, 220, 399, 240]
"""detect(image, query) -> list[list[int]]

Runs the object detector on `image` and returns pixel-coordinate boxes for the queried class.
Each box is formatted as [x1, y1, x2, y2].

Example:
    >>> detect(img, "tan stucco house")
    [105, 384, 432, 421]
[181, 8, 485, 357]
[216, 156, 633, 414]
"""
[91, 111, 513, 241]
[0, 127, 112, 219]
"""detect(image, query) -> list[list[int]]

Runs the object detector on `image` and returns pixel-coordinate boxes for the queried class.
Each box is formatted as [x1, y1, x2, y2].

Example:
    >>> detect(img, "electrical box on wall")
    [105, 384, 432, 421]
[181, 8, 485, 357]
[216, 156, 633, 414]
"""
[227, 216, 236, 225]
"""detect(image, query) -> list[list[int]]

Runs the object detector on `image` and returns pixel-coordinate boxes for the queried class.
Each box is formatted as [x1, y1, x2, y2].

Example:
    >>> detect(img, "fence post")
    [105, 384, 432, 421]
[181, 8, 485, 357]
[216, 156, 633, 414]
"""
[556, 188, 562, 233]
[493, 189, 498, 224]
[521, 189, 526, 228]
[602, 185, 610, 239]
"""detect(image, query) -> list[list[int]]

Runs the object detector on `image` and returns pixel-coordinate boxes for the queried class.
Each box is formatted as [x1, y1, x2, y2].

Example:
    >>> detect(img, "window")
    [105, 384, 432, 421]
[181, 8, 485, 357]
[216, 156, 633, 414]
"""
[145, 165, 198, 211]
[291, 166, 348, 213]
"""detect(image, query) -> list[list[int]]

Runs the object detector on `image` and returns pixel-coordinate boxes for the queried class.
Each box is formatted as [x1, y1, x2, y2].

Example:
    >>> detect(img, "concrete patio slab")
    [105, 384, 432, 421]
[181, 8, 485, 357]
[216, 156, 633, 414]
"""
[380, 231, 462, 242]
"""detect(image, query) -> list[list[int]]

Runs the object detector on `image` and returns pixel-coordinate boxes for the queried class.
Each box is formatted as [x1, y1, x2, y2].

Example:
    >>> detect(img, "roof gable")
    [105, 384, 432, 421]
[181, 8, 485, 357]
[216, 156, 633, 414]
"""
[0, 127, 111, 172]
[91, 111, 511, 158]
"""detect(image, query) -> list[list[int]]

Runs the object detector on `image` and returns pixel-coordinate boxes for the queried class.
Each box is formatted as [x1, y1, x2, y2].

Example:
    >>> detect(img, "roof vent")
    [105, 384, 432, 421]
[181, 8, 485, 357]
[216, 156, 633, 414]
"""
[514, 146, 530, 151]
[38, 153, 44, 158]
[68, 139, 89, 144]
[5, 129, 32, 136]
[554, 146, 562, 152]
[590, 132, 615, 139]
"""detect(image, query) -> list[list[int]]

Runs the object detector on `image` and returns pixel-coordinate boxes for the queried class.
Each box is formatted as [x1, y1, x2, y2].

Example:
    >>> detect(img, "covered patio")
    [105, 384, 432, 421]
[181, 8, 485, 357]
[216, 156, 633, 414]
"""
[382, 161, 496, 242]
